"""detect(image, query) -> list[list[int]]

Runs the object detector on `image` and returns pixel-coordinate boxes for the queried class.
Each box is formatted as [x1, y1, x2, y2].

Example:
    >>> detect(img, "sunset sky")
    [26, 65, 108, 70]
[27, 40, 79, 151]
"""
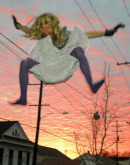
[0, 0, 130, 159]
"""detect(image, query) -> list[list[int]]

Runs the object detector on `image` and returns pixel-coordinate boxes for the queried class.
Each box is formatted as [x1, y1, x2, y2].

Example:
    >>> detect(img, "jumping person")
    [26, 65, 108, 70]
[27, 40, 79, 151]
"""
[10, 13, 125, 105]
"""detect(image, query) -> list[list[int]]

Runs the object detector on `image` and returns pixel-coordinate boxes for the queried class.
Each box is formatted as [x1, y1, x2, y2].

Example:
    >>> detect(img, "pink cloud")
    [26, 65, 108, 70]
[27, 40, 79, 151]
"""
[103, 56, 115, 61]
[118, 31, 125, 36]
[124, 0, 129, 3]
[0, 6, 33, 24]
[0, 7, 14, 14]
[119, 38, 127, 42]
[87, 48, 102, 55]
[58, 16, 91, 29]
[0, 8, 6, 13]
[81, 15, 100, 22]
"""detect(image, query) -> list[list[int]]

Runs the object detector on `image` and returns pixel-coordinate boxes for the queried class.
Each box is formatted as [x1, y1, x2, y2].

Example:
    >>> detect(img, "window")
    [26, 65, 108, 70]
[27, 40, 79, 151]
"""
[8, 150, 13, 165]
[12, 130, 20, 137]
[15, 130, 17, 136]
[0, 148, 4, 165]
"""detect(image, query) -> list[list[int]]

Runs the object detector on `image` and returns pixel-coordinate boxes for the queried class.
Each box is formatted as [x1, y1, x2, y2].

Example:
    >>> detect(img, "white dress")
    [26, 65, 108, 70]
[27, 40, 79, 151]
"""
[28, 26, 89, 84]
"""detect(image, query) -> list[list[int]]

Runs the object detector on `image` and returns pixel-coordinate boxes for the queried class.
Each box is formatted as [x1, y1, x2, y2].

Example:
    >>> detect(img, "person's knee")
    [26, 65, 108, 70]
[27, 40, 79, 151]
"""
[20, 60, 25, 65]
[74, 47, 85, 59]
[74, 47, 84, 56]
[20, 59, 29, 68]
[74, 47, 84, 52]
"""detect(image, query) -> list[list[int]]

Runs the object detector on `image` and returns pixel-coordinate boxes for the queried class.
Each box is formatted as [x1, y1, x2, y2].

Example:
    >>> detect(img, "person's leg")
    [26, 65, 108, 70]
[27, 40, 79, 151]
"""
[10, 58, 39, 105]
[70, 47, 105, 93]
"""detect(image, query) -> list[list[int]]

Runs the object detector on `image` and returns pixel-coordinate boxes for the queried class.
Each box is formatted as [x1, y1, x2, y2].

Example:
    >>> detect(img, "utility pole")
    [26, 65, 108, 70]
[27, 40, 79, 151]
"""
[29, 81, 49, 165]
[32, 81, 43, 165]
[112, 120, 122, 165]
[29, 81, 68, 165]
[116, 120, 119, 165]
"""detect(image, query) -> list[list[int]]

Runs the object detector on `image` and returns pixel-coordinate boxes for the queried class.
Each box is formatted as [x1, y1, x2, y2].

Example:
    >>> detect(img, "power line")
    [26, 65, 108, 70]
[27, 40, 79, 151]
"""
[53, 84, 130, 133]
[87, 0, 130, 74]
[75, 0, 128, 64]
[0, 40, 22, 60]
[0, 33, 105, 131]
[74, 0, 130, 88]
[0, 33, 28, 55]
[1, 43, 127, 133]
[0, 117, 86, 147]
[0, 35, 95, 133]
[0, 37, 45, 89]
[0, 36, 44, 142]
[122, 0, 130, 18]
[0, 13, 129, 150]
[64, 82, 103, 109]
[49, 104, 92, 131]
[0, 55, 128, 133]
[1, 30, 129, 116]
[54, 84, 94, 115]
[87, 0, 129, 63]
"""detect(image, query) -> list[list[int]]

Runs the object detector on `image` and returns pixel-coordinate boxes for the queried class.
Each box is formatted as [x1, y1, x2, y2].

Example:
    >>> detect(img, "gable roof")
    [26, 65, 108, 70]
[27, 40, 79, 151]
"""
[37, 145, 71, 160]
[38, 158, 80, 165]
[0, 121, 18, 137]
[3, 135, 34, 145]
[0, 121, 33, 147]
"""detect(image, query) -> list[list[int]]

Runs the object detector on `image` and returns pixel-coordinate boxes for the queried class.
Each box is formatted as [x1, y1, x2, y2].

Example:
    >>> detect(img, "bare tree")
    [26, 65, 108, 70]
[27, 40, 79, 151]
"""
[74, 65, 127, 164]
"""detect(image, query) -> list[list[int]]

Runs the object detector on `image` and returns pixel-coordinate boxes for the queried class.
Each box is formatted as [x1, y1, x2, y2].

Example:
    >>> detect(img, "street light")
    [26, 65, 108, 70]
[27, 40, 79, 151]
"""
[40, 111, 68, 119]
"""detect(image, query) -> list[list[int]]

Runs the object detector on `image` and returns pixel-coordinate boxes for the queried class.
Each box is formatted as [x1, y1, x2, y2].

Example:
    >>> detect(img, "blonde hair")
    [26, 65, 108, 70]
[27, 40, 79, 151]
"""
[25, 13, 66, 46]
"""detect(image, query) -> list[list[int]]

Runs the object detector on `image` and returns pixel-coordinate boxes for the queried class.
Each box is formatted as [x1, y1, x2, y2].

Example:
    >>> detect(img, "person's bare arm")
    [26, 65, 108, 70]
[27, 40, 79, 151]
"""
[17, 24, 30, 33]
[12, 15, 38, 39]
[85, 31, 105, 38]
[85, 23, 125, 39]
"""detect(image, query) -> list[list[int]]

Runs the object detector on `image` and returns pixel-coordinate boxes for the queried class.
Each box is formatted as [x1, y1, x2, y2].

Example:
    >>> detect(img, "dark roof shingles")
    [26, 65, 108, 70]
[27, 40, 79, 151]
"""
[0, 121, 18, 136]
[38, 145, 70, 160]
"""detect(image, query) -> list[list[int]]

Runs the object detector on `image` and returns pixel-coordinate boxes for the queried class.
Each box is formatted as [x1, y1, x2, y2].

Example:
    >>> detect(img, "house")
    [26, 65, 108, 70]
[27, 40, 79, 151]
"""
[109, 157, 130, 165]
[37, 145, 76, 165]
[0, 121, 76, 165]
[75, 153, 122, 165]
[0, 121, 34, 165]
[38, 157, 82, 165]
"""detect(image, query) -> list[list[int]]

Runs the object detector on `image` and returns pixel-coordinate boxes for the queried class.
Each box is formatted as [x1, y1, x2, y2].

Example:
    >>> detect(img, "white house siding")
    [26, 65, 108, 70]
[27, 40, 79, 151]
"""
[4, 123, 28, 140]
[13, 150, 18, 165]
[0, 142, 33, 165]
[29, 152, 33, 165]
[22, 151, 27, 165]
[119, 159, 130, 165]
[2, 147, 9, 165]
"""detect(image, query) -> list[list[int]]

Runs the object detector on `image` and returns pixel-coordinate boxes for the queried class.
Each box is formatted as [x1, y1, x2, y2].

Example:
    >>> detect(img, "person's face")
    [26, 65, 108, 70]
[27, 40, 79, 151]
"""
[42, 24, 53, 37]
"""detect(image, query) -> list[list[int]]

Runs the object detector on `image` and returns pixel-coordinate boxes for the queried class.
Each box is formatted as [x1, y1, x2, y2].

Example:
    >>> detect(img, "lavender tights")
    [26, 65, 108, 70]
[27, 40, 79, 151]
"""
[11, 58, 39, 105]
[12, 47, 104, 105]
[70, 47, 105, 93]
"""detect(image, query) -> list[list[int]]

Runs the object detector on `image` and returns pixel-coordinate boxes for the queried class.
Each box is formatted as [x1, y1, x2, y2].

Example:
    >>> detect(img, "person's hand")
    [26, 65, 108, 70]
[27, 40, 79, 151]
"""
[105, 23, 125, 36]
[12, 15, 20, 29]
